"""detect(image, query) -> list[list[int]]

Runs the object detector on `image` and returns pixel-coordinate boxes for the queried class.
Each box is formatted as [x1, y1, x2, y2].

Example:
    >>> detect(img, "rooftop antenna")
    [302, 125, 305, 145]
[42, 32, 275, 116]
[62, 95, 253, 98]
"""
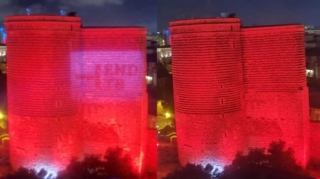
[26, 8, 31, 15]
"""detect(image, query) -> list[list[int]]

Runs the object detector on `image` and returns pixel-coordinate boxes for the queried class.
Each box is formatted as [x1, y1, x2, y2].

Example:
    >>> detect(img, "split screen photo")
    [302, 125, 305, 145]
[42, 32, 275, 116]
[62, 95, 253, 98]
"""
[0, 0, 319, 179]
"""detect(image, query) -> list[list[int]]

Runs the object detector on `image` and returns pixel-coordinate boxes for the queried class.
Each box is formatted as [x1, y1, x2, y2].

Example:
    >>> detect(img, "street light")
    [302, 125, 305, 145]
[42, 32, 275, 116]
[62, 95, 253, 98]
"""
[0, 112, 6, 129]
[0, 112, 4, 120]
[165, 112, 171, 118]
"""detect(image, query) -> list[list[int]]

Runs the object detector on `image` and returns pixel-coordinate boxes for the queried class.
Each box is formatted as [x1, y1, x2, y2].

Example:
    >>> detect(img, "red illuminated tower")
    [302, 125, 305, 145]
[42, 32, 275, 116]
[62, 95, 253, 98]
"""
[170, 18, 310, 168]
[5, 16, 82, 174]
[79, 28, 148, 172]
[169, 18, 246, 168]
[242, 25, 309, 166]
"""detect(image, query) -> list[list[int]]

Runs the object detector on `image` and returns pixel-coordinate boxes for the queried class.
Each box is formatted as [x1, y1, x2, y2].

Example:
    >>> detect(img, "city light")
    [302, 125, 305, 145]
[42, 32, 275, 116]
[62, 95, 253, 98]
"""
[165, 112, 171, 118]
[306, 69, 314, 77]
[26, 8, 31, 15]
[0, 51, 5, 56]
[0, 112, 5, 120]
[0, 112, 6, 129]
[60, 10, 67, 16]
[146, 76, 153, 84]
[0, 134, 9, 144]
[34, 165, 59, 179]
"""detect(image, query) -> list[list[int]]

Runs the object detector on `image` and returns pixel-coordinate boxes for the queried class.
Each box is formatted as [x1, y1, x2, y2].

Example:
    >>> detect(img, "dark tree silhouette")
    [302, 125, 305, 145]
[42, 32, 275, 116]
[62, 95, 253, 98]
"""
[163, 163, 217, 179]
[163, 141, 314, 179]
[219, 141, 313, 179]
[57, 147, 139, 179]
[2, 168, 45, 179]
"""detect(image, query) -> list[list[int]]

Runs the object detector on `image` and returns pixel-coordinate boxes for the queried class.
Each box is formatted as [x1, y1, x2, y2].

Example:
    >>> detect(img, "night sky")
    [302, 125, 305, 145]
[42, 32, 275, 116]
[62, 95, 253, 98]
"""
[0, 0, 156, 32]
[0, 0, 320, 33]
[158, 0, 320, 31]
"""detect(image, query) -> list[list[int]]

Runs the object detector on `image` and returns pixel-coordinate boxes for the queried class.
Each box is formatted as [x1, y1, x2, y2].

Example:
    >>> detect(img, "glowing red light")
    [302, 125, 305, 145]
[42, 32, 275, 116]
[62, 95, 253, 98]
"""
[170, 18, 246, 167]
[242, 25, 309, 166]
[144, 129, 157, 173]
[6, 15, 83, 172]
[80, 28, 148, 172]
[6, 16, 151, 174]
[170, 19, 309, 167]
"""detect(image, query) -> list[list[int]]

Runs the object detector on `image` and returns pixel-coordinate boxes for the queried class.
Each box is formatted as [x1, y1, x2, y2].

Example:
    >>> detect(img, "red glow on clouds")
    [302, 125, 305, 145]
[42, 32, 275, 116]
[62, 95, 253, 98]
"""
[170, 19, 309, 167]
[5, 15, 154, 175]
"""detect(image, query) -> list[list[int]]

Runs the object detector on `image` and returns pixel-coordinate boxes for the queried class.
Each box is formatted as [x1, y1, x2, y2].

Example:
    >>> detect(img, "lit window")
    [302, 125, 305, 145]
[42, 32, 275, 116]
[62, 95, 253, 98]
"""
[306, 69, 314, 77]
[146, 76, 153, 84]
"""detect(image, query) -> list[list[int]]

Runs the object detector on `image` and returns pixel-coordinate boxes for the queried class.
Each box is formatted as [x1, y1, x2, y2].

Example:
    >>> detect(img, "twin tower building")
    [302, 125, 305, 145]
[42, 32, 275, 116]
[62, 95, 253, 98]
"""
[4, 15, 312, 176]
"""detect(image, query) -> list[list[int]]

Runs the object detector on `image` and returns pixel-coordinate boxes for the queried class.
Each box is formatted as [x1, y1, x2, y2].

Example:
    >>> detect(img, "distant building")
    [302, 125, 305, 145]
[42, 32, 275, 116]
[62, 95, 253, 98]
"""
[0, 45, 6, 74]
[147, 35, 158, 86]
[163, 29, 171, 45]
[157, 30, 171, 47]
[305, 26, 320, 79]
[157, 46, 172, 74]
[309, 92, 320, 121]
[0, 27, 6, 44]
[146, 35, 157, 130]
